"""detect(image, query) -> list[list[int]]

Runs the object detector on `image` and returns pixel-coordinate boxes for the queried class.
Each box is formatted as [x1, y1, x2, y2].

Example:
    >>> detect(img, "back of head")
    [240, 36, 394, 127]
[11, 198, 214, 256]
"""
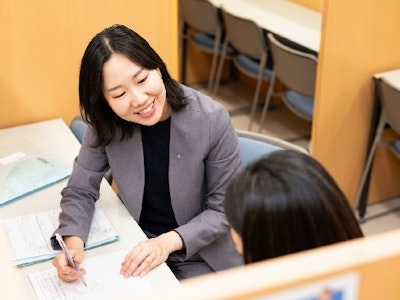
[224, 150, 363, 264]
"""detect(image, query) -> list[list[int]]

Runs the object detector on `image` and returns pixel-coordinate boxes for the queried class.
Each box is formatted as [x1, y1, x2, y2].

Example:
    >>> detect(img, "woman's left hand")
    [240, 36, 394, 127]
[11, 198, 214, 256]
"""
[120, 230, 184, 278]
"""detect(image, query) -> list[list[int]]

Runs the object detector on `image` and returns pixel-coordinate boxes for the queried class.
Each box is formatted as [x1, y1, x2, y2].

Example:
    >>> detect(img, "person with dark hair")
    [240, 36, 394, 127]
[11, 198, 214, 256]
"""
[51, 24, 242, 281]
[224, 150, 364, 264]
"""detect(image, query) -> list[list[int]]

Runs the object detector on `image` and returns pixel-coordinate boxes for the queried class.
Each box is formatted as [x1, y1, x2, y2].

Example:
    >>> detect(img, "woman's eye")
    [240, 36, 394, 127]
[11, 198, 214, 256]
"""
[138, 75, 148, 84]
[114, 92, 125, 99]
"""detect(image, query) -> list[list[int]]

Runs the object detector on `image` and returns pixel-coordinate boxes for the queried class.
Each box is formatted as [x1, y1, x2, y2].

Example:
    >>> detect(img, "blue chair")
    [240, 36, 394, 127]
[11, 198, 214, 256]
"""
[70, 115, 113, 184]
[179, 0, 229, 94]
[70, 115, 88, 143]
[213, 9, 273, 131]
[259, 33, 318, 132]
[236, 129, 308, 167]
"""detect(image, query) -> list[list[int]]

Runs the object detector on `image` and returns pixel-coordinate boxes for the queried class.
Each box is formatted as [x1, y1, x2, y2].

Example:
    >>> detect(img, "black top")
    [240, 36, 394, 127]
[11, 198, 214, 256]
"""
[139, 117, 178, 235]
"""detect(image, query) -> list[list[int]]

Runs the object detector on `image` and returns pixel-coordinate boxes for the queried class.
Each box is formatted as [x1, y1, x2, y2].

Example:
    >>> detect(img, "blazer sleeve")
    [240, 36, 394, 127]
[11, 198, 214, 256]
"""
[52, 126, 110, 246]
[173, 101, 241, 258]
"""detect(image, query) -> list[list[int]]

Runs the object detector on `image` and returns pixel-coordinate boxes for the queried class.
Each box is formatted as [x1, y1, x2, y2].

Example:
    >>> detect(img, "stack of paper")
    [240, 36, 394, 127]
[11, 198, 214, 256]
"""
[1, 204, 119, 266]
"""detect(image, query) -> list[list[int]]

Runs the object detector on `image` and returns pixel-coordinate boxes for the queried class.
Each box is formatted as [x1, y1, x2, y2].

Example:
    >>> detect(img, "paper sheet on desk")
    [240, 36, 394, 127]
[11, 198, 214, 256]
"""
[0, 152, 71, 206]
[1, 204, 119, 266]
[28, 249, 153, 300]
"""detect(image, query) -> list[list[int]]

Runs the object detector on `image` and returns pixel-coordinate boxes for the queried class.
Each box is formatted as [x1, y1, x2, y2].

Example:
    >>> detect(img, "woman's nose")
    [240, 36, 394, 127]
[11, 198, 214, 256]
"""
[130, 87, 147, 107]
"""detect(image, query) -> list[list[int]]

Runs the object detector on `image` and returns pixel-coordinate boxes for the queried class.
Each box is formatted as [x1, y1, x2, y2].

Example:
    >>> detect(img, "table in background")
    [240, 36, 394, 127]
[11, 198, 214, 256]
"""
[0, 118, 179, 299]
[209, 0, 322, 52]
[356, 69, 400, 218]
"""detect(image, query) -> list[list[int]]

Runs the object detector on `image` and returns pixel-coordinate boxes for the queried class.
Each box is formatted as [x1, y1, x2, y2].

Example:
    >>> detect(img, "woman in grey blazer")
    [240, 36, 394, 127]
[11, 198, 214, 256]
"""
[52, 24, 243, 281]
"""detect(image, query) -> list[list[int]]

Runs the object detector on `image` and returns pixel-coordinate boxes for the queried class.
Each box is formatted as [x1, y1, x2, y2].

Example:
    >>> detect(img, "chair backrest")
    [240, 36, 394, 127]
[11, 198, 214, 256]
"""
[267, 33, 318, 97]
[70, 115, 88, 143]
[70, 115, 113, 184]
[221, 9, 267, 59]
[180, 0, 220, 34]
[236, 129, 308, 167]
[379, 77, 400, 135]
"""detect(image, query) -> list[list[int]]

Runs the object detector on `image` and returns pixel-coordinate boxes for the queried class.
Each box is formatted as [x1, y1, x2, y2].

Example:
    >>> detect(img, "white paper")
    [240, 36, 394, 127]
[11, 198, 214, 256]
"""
[28, 249, 153, 300]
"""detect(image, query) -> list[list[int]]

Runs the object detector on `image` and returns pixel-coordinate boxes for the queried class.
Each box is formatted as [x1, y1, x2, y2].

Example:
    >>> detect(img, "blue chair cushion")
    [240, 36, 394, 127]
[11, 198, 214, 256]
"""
[283, 91, 314, 121]
[191, 33, 233, 54]
[388, 140, 400, 160]
[235, 54, 273, 80]
[239, 136, 283, 167]
[70, 118, 88, 143]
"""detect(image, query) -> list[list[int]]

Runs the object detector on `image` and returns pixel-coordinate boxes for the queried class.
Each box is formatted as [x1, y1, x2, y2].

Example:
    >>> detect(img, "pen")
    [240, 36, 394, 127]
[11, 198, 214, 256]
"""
[55, 233, 87, 287]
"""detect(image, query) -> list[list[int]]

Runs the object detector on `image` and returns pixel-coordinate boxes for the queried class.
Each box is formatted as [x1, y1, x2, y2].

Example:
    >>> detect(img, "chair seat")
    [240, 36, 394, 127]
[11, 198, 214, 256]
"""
[283, 91, 314, 121]
[234, 54, 273, 80]
[388, 139, 400, 160]
[191, 33, 234, 55]
[239, 137, 284, 167]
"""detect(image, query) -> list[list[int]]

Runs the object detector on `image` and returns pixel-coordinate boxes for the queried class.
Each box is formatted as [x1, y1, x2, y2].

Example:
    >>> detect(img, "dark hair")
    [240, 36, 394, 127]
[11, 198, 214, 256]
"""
[224, 150, 363, 264]
[79, 24, 187, 147]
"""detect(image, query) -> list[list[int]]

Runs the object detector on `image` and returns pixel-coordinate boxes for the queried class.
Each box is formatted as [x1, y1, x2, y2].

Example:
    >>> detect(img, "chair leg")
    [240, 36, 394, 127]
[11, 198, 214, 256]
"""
[180, 21, 188, 84]
[248, 55, 267, 131]
[212, 36, 229, 97]
[258, 72, 276, 133]
[353, 111, 386, 215]
[207, 30, 222, 95]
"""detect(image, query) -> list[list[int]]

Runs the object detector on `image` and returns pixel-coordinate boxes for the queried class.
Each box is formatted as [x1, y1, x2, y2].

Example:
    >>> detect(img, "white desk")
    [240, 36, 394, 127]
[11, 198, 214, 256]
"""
[0, 118, 179, 299]
[374, 69, 400, 89]
[209, 0, 322, 52]
[355, 69, 400, 218]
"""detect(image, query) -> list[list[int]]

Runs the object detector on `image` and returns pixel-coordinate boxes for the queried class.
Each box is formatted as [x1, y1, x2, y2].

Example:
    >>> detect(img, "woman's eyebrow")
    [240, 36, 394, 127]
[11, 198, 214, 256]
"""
[106, 68, 144, 92]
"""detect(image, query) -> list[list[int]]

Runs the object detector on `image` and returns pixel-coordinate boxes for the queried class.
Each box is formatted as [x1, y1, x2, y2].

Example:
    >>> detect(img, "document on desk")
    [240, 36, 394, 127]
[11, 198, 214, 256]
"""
[29, 249, 153, 300]
[0, 150, 71, 207]
[1, 204, 119, 266]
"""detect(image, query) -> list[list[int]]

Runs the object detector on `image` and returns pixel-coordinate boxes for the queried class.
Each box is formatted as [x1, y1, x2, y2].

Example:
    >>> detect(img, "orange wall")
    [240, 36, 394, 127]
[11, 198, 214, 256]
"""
[312, 0, 400, 205]
[291, 0, 323, 11]
[0, 0, 178, 129]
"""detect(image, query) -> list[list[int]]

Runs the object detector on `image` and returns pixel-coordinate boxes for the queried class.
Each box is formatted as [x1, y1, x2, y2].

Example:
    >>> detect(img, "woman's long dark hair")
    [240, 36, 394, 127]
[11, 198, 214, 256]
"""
[79, 24, 187, 147]
[224, 150, 363, 264]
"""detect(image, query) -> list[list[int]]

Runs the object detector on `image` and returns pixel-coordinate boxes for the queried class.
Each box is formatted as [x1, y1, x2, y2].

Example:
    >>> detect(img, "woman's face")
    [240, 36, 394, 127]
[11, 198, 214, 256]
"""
[102, 53, 171, 125]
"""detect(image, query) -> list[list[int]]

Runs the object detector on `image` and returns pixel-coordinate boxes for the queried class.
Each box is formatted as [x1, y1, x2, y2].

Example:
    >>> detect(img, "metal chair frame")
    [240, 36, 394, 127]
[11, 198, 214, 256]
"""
[259, 33, 317, 132]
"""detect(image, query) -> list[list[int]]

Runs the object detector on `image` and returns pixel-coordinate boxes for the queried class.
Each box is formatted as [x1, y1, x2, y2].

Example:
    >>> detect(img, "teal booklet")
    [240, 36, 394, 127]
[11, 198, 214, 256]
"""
[0, 152, 71, 207]
[1, 204, 119, 267]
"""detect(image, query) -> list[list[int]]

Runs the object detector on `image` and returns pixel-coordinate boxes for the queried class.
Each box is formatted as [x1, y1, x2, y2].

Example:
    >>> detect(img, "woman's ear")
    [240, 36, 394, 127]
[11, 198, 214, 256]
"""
[230, 228, 243, 254]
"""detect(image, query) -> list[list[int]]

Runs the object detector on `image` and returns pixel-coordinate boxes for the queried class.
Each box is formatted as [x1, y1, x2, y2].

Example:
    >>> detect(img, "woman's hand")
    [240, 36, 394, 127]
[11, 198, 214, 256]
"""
[120, 231, 183, 278]
[52, 236, 85, 282]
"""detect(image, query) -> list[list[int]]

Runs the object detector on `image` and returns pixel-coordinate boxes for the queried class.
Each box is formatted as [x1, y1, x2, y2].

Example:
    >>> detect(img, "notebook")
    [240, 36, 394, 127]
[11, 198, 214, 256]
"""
[0, 150, 71, 207]
[1, 204, 119, 266]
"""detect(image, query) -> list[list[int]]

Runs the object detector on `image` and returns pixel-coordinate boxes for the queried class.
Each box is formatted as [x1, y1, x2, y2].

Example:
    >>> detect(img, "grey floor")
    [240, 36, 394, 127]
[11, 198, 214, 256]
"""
[190, 80, 400, 237]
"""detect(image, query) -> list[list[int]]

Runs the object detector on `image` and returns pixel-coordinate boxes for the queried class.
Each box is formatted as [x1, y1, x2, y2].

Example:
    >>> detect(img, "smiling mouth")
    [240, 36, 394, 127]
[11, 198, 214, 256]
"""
[135, 99, 155, 115]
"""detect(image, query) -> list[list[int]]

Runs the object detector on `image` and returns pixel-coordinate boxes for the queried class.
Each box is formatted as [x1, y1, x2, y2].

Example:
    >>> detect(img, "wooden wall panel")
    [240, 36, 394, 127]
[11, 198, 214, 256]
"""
[0, 0, 178, 129]
[145, 229, 400, 300]
[312, 0, 400, 205]
[291, 0, 323, 11]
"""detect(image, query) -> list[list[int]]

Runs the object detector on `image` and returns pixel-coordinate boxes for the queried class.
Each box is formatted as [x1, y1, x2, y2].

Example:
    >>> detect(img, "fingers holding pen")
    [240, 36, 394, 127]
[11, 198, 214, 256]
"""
[52, 252, 86, 282]
[52, 235, 86, 283]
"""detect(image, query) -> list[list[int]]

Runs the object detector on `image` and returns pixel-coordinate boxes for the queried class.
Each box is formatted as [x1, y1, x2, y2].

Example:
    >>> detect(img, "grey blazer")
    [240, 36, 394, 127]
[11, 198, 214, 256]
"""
[56, 85, 243, 271]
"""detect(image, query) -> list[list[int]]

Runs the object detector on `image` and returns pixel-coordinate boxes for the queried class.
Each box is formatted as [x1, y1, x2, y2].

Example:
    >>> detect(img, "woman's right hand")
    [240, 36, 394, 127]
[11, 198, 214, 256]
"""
[52, 236, 86, 282]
